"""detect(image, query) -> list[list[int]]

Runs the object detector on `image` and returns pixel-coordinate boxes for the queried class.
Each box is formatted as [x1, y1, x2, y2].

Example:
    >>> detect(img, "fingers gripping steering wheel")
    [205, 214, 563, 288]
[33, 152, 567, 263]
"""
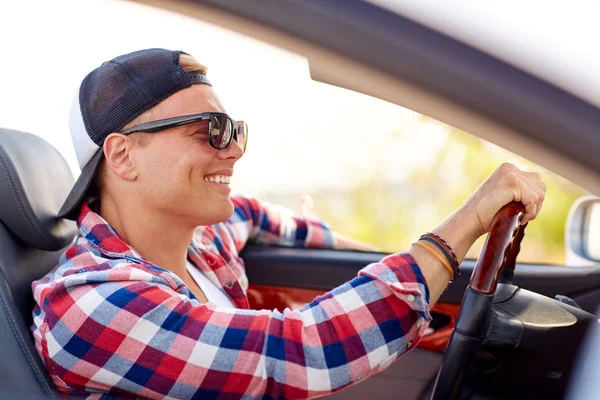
[430, 202, 527, 399]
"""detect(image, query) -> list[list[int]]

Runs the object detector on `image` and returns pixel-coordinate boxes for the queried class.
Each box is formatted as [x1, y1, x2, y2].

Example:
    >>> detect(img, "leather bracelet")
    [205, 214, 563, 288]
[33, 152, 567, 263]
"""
[418, 236, 456, 272]
[414, 241, 455, 281]
[419, 232, 461, 278]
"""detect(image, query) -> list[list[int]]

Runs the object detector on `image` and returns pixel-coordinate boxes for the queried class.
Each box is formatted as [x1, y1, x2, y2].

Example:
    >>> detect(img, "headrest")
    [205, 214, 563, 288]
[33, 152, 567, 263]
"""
[0, 128, 77, 250]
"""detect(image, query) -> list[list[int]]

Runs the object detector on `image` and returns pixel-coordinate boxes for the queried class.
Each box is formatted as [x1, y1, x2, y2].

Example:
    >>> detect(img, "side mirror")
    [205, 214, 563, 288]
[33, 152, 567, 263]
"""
[566, 195, 600, 265]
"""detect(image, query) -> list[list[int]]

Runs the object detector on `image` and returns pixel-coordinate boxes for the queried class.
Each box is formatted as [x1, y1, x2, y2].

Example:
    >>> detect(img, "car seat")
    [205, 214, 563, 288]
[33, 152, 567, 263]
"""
[0, 127, 78, 399]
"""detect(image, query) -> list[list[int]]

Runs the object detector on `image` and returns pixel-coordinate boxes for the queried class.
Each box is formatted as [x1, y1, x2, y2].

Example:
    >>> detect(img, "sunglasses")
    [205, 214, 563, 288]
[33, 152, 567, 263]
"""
[120, 112, 248, 152]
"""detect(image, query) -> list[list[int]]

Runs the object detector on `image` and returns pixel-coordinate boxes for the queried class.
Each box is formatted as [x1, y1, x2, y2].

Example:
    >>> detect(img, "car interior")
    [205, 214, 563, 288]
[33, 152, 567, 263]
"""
[0, 126, 598, 400]
[2, 1, 600, 399]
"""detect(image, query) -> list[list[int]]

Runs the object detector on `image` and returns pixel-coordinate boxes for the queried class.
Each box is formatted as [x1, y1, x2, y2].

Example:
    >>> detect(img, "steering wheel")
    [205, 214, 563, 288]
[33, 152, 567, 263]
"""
[430, 202, 527, 399]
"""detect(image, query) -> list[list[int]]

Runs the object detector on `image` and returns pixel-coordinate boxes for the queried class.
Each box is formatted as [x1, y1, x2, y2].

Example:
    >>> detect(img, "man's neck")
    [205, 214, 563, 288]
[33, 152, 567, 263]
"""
[99, 194, 194, 279]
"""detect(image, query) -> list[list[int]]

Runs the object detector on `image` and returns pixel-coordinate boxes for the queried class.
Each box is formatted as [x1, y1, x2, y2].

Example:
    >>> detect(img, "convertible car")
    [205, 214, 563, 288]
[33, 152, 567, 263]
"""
[0, 0, 599, 399]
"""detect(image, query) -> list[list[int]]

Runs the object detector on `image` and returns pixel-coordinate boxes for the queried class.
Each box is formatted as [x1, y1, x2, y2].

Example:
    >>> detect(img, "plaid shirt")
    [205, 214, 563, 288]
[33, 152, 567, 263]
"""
[32, 196, 431, 399]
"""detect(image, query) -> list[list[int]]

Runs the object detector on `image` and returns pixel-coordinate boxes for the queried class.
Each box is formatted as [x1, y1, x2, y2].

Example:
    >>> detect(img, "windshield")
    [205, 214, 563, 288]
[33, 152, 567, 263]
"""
[0, 0, 589, 265]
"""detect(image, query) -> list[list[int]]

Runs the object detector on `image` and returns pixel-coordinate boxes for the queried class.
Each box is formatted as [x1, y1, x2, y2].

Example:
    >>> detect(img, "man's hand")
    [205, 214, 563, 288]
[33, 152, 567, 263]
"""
[412, 162, 546, 305]
[333, 231, 382, 252]
[460, 162, 546, 236]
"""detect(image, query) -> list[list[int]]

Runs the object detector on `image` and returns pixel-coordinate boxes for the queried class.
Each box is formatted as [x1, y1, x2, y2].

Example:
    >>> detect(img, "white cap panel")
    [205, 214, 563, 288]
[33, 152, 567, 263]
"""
[69, 87, 99, 170]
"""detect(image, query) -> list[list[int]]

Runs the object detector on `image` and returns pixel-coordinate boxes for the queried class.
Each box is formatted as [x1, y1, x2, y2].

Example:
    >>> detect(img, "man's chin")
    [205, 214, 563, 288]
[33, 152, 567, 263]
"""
[195, 198, 235, 226]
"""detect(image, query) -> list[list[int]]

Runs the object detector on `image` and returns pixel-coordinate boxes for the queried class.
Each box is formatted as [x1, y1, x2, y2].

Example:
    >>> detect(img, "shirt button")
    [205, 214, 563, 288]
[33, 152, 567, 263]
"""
[225, 281, 235, 289]
[407, 341, 414, 348]
[406, 294, 416, 303]
[240, 276, 249, 290]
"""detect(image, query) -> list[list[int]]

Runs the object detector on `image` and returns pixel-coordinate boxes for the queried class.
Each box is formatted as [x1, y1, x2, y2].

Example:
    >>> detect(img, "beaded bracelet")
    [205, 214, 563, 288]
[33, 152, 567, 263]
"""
[421, 233, 459, 266]
[419, 232, 461, 279]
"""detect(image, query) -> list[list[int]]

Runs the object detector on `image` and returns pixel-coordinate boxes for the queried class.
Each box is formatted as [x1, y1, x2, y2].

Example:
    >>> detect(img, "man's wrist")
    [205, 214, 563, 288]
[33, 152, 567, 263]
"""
[333, 231, 381, 252]
[432, 207, 483, 263]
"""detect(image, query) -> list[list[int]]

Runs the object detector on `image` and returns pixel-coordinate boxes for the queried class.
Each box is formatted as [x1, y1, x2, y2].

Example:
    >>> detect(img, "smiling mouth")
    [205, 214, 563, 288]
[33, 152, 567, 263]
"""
[204, 175, 231, 184]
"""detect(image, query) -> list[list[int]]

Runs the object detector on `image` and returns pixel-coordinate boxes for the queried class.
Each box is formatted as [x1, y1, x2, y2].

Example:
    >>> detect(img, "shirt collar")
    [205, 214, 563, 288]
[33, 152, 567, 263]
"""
[76, 201, 194, 294]
[77, 201, 144, 261]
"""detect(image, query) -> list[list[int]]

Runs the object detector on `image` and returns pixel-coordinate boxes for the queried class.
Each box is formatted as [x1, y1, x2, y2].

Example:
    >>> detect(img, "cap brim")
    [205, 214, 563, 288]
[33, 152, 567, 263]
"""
[57, 149, 103, 220]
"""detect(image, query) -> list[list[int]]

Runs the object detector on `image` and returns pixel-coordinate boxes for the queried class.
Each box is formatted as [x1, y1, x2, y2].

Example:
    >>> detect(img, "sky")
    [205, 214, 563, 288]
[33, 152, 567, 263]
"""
[0, 0, 448, 197]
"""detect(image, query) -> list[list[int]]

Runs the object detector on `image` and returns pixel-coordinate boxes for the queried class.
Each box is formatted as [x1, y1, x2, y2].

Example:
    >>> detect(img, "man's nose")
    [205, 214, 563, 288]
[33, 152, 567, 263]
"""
[218, 138, 244, 161]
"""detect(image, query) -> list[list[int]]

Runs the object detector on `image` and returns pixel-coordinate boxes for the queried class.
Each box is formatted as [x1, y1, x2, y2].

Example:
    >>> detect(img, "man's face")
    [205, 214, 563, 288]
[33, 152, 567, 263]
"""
[128, 84, 244, 227]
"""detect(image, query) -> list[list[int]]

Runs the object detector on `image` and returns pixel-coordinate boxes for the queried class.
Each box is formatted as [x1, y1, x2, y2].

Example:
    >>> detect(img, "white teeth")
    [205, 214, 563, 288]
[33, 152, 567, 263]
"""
[204, 175, 231, 184]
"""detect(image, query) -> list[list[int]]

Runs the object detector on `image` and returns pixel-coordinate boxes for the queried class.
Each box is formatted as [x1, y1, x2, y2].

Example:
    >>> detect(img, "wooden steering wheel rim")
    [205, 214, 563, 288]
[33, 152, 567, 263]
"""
[471, 202, 527, 293]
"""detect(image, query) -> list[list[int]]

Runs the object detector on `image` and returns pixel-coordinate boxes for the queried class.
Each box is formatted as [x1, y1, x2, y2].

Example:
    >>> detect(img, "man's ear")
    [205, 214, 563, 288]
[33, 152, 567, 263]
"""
[103, 133, 139, 182]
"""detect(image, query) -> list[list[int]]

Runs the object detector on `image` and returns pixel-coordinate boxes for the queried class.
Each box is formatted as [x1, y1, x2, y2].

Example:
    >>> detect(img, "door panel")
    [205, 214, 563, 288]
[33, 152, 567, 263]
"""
[248, 284, 325, 311]
[242, 245, 600, 315]
[417, 304, 460, 353]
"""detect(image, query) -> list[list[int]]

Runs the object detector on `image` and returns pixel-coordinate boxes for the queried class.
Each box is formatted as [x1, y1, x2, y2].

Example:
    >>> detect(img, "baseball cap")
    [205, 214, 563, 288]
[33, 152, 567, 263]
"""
[58, 48, 211, 220]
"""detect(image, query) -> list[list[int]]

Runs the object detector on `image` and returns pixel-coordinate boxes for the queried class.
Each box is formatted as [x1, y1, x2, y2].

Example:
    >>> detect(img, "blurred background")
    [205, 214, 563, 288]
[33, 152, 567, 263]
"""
[0, 0, 587, 264]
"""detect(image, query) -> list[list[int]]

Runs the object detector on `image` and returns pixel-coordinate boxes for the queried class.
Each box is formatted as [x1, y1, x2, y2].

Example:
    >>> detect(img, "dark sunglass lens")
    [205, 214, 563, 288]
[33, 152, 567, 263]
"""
[210, 115, 233, 149]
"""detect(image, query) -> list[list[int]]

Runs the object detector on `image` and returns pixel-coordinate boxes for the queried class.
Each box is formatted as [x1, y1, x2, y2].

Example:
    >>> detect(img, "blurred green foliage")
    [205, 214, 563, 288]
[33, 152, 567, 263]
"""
[309, 121, 587, 264]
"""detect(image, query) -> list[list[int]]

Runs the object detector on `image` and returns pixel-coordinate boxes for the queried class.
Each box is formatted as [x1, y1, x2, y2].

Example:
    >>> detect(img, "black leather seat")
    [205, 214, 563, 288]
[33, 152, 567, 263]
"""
[0, 128, 78, 399]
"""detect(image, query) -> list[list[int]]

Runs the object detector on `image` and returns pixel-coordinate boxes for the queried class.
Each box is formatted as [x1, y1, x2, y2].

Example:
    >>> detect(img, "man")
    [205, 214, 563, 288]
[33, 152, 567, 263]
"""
[32, 49, 546, 399]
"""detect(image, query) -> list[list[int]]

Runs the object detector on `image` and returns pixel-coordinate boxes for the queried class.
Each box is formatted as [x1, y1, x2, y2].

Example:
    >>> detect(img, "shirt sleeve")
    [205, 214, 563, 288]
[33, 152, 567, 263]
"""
[37, 253, 431, 399]
[227, 196, 335, 252]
